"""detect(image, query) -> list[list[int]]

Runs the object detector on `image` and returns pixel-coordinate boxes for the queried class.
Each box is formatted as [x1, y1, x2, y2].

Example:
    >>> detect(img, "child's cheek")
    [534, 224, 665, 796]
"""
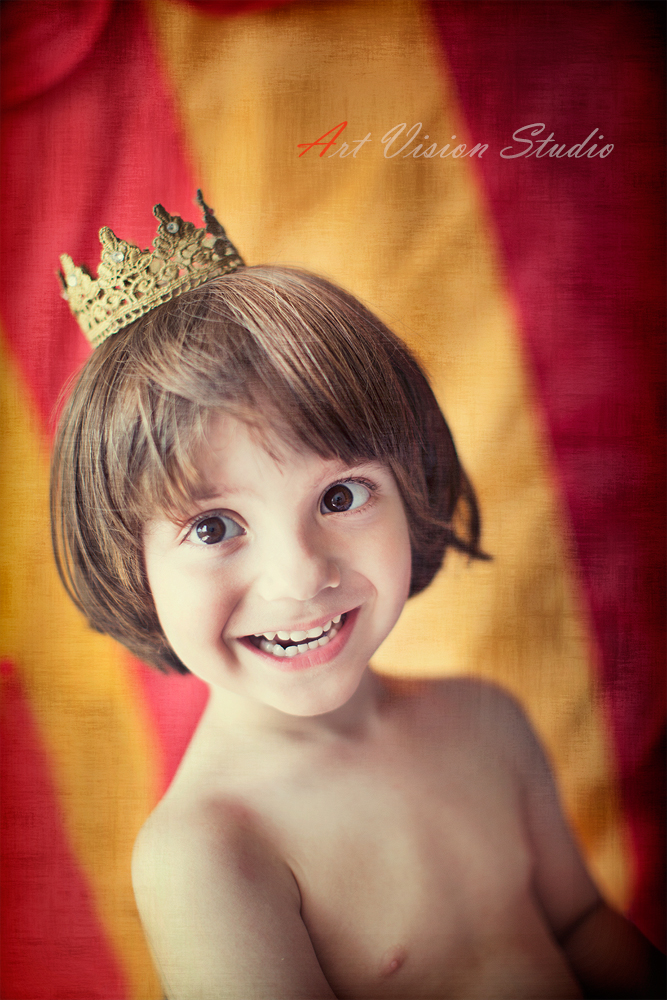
[357, 498, 412, 620]
[144, 538, 241, 663]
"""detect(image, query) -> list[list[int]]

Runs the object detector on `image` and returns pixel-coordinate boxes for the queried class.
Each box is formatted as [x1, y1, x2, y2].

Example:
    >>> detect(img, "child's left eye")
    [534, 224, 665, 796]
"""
[320, 480, 371, 514]
[188, 514, 244, 545]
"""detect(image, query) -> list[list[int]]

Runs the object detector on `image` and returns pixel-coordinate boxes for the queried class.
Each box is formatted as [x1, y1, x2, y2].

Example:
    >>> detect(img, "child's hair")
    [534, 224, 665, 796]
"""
[51, 266, 487, 673]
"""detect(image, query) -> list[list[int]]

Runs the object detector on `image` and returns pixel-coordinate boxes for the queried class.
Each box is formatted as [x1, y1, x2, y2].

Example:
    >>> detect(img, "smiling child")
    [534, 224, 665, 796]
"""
[51, 197, 664, 999]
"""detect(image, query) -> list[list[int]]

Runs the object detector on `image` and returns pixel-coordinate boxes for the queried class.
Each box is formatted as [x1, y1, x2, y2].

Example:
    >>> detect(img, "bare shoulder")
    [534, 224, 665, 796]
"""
[132, 792, 335, 999]
[395, 675, 602, 935]
[436, 676, 550, 768]
[420, 676, 568, 802]
[393, 673, 538, 759]
[131, 791, 295, 956]
[132, 789, 291, 906]
[430, 673, 529, 721]
[391, 672, 525, 717]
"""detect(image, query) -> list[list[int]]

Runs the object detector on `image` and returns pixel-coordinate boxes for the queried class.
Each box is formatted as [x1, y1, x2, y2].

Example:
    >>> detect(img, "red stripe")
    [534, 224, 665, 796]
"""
[429, 0, 665, 943]
[128, 658, 209, 797]
[0, 662, 127, 999]
[0, 0, 199, 434]
[0, 0, 113, 108]
[1, 4, 208, 991]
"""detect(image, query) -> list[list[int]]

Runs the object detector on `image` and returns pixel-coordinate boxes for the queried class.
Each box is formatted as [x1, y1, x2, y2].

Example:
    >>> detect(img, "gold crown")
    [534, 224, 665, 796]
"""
[58, 191, 244, 347]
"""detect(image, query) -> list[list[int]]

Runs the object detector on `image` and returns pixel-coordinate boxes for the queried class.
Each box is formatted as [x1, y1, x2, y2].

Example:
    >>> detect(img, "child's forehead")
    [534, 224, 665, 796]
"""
[143, 380, 399, 525]
[145, 409, 389, 523]
[204, 408, 302, 462]
[199, 411, 379, 486]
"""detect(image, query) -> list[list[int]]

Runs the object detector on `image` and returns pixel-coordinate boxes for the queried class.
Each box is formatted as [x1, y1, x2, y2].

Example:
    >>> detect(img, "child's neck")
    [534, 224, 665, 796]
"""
[204, 667, 387, 746]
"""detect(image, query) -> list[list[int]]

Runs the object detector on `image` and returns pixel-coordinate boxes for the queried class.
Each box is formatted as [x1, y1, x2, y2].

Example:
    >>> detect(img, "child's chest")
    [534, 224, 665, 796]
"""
[243, 739, 582, 999]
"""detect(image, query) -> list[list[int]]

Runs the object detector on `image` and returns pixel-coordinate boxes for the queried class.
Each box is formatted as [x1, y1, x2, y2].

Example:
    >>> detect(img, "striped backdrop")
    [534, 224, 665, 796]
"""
[1, 2, 664, 996]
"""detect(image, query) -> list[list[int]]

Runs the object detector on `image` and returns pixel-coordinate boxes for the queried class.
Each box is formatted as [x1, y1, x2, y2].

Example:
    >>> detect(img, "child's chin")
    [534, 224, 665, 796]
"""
[263, 673, 366, 718]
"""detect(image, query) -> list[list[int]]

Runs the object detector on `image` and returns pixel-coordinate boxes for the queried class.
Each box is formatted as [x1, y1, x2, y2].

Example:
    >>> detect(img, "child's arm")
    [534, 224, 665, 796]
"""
[132, 801, 337, 1000]
[559, 897, 666, 999]
[509, 695, 665, 999]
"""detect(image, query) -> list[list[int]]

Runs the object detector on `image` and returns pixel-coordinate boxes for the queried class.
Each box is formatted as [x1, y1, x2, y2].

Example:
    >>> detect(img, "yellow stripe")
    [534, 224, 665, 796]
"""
[0, 335, 162, 999]
[147, 0, 629, 906]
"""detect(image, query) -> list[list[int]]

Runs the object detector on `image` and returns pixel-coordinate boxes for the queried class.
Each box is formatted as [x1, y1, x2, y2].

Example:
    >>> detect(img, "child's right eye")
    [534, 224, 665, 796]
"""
[320, 479, 373, 514]
[188, 514, 244, 546]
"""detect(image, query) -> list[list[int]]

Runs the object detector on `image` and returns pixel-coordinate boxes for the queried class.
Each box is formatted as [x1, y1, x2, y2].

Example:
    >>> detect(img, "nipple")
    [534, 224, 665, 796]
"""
[379, 945, 407, 978]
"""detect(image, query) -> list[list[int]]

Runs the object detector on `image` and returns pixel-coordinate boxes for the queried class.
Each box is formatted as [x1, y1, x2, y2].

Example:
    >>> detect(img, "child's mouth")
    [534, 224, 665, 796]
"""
[246, 613, 347, 659]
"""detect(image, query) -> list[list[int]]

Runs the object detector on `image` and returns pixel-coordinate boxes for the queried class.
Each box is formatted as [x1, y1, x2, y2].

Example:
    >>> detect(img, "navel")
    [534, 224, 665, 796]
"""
[379, 945, 407, 978]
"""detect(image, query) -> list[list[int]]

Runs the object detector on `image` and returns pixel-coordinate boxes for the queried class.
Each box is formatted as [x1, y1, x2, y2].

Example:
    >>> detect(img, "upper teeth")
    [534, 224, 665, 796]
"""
[255, 614, 342, 644]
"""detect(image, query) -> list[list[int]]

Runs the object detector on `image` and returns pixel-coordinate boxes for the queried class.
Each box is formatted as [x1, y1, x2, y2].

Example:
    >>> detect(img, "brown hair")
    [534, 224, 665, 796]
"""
[51, 266, 487, 672]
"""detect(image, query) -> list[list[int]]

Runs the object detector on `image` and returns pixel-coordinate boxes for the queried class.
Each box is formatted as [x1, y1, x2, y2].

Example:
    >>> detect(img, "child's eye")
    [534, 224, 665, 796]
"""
[188, 514, 244, 545]
[320, 480, 371, 514]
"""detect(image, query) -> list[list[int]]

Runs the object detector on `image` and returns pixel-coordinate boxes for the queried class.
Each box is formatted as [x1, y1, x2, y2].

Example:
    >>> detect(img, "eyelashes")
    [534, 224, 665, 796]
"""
[319, 478, 376, 514]
[183, 476, 379, 547]
[185, 512, 245, 547]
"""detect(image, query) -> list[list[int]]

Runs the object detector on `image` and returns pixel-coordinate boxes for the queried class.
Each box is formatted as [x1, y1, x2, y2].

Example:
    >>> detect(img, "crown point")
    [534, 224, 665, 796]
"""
[60, 193, 244, 347]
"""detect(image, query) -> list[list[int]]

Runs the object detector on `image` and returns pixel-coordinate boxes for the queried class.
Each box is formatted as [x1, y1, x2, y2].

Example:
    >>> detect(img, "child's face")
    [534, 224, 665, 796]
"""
[143, 413, 412, 716]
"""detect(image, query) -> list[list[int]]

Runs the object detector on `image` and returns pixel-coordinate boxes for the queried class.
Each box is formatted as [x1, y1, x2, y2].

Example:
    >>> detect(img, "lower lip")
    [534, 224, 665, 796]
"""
[239, 608, 359, 673]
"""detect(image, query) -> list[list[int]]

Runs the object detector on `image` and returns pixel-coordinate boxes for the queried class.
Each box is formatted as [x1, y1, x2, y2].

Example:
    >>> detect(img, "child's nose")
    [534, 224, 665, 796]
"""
[255, 527, 341, 603]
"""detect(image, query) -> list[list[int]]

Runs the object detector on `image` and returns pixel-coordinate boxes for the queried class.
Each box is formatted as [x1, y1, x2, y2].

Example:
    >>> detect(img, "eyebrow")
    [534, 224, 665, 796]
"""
[189, 484, 242, 504]
[192, 459, 384, 501]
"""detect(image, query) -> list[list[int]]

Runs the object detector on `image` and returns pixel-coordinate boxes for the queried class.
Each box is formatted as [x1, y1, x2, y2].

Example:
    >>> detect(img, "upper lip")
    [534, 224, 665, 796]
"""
[240, 609, 352, 638]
